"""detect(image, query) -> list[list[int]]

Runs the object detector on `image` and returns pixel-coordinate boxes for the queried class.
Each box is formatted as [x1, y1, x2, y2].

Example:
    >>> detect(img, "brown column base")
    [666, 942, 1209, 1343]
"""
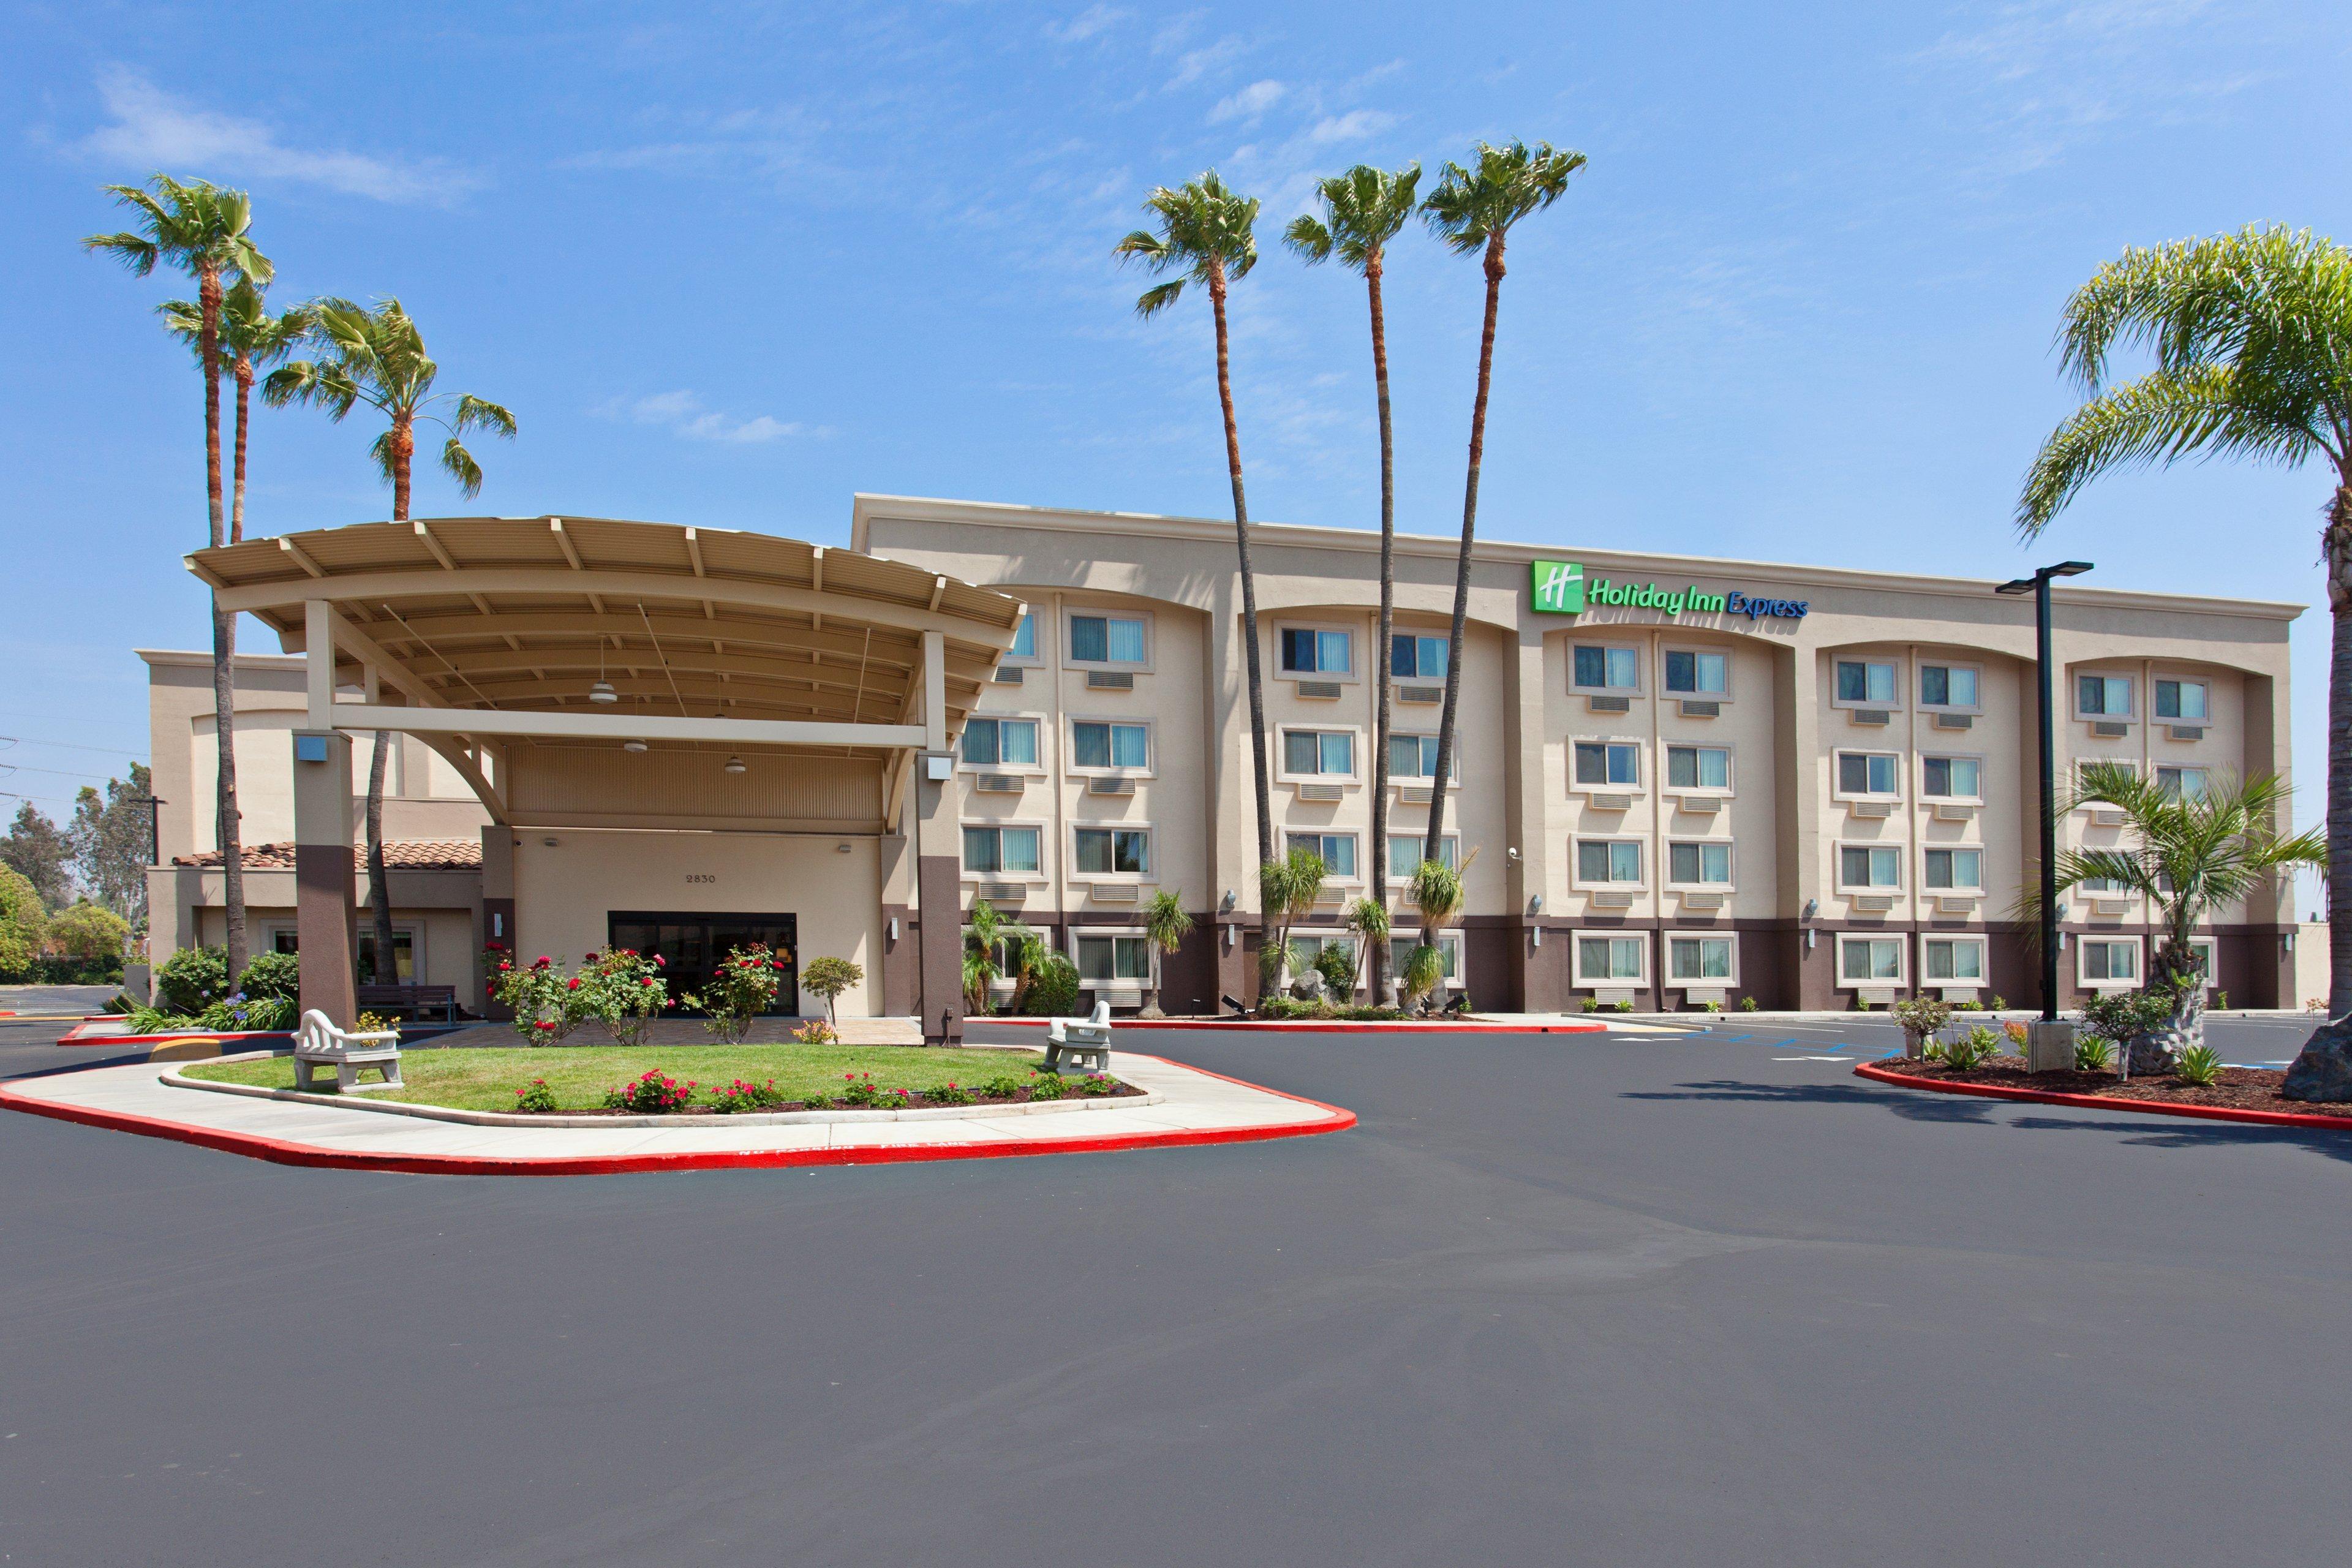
[296, 843, 358, 1027]
[915, 856, 963, 1046]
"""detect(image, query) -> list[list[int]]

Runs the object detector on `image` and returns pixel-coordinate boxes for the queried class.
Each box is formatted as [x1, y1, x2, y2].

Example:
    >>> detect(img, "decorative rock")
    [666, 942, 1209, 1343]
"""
[2283, 1017, 2352, 1102]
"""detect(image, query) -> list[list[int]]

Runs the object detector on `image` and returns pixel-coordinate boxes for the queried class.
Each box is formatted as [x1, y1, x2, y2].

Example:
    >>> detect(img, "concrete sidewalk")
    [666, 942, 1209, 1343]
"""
[0, 1050, 1352, 1175]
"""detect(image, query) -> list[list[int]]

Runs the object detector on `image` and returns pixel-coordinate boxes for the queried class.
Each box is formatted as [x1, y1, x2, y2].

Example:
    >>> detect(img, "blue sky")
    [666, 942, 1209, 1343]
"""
[2, 0, 2345, 856]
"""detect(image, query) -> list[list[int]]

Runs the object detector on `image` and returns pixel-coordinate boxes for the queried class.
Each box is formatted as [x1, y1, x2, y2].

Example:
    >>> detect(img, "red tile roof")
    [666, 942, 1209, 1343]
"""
[172, 840, 483, 872]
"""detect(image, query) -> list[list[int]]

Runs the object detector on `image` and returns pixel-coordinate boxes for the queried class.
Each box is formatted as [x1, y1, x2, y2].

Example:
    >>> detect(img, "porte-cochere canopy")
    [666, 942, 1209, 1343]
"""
[187, 515, 1025, 832]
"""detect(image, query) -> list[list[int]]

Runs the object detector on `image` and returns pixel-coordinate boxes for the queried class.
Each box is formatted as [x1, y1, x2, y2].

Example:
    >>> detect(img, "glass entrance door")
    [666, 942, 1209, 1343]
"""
[605, 912, 798, 1016]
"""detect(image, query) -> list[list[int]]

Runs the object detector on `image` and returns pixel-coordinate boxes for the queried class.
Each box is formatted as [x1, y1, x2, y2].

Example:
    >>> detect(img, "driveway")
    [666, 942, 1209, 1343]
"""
[2, 1019, 2346, 1566]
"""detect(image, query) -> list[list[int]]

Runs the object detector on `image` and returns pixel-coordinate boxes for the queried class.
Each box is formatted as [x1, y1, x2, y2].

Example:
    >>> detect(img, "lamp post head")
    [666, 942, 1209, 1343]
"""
[2051, 560, 2094, 578]
[1995, 578, 2036, 597]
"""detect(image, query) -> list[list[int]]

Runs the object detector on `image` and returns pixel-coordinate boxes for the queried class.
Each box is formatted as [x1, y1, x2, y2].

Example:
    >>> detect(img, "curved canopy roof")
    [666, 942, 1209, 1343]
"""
[187, 516, 1025, 755]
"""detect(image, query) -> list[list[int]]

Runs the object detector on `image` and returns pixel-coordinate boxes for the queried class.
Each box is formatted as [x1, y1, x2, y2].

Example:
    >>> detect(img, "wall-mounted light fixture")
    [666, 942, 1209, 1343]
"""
[887, 916, 899, 943]
[1528, 893, 1544, 915]
[1219, 889, 1236, 913]
[835, 842, 853, 854]
[2285, 929, 2298, 954]
[1803, 897, 1818, 951]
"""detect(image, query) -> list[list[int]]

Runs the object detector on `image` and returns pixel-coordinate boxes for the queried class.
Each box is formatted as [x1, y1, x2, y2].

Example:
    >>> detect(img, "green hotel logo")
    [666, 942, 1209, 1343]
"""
[1529, 557, 1809, 620]
[1531, 559, 1585, 613]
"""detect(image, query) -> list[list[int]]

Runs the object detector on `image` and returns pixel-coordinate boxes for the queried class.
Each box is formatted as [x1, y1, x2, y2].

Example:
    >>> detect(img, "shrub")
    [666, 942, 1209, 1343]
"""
[2075, 1034, 2115, 1071]
[685, 943, 782, 1043]
[2003, 1019, 2029, 1048]
[582, 949, 669, 1047]
[1337, 1004, 1407, 1020]
[1702, 1000, 1724, 1012]
[2078, 987, 2178, 1048]
[838, 1073, 891, 1109]
[1739, 995, 1760, 1012]
[1580, 997, 1600, 1014]
[710, 1078, 792, 1114]
[1078, 1072, 1119, 1096]
[1988, 995, 2007, 1011]
[513, 1079, 558, 1114]
[355, 1011, 399, 1033]
[1612, 998, 1635, 1014]
[1257, 995, 1333, 1020]
[1313, 941, 1359, 1000]
[45, 901, 129, 965]
[236, 949, 300, 1002]
[200, 992, 296, 1031]
[1026, 1071, 1069, 1101]
[0, 865, 43, 979]
[2175, 1044, 2225, 1087]
[492, 955, 601, 1044]
[979, 1074, 1031, 1099]
[1950, 1025, 2003, 1069]
[156, 944, 232, 1014]
[603, 1070, 696, 1114]
[801, 1090, 834, 1110]
[1953, 998, 1982, 1011]
[794, 1018, 839, 1044]
[2214, 989, 2229, 1012]
[1020, 953, 1081, 1017]
[799, 955, 864, 1027]
[927, 1081, 975, 1107]
[1893, 997, 1952, 1041]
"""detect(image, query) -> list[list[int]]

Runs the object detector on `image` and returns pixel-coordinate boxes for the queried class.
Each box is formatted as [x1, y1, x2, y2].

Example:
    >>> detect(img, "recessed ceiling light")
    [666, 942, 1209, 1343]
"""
[623, 738, 648, 753]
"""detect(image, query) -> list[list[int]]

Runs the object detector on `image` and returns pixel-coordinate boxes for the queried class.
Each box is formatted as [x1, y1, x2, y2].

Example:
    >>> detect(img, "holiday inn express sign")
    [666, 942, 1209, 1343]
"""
[1531, 559, 1807, 621]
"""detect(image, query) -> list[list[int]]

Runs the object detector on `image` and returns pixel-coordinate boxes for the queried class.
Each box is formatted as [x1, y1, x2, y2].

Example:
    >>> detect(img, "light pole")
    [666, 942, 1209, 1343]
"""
[1997, 561, 2092, 1022]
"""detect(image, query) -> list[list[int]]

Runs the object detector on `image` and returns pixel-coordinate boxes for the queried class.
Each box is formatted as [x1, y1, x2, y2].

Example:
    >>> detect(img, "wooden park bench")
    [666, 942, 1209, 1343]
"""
[292, 1009, 404, 1093]
[1044, 998, 1114, 1075]
[355, 983, 461, 1023]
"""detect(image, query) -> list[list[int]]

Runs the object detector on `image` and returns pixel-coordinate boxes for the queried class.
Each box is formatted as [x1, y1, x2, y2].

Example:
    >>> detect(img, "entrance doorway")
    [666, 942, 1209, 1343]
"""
[606, 912, 799, 1016]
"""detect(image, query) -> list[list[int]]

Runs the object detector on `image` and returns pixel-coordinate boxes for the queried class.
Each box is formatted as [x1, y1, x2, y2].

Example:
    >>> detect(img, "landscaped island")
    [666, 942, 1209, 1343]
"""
[1869, 1053, 2352, 1124]
[184, 1043, 1134, 1115]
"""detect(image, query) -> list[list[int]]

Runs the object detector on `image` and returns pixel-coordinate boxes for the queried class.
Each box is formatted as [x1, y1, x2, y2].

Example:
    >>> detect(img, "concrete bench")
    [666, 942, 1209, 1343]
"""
[1044, 998, 1113, 1075]
[355, 983, 461, 1023]
[292, 1009, 404, 1093]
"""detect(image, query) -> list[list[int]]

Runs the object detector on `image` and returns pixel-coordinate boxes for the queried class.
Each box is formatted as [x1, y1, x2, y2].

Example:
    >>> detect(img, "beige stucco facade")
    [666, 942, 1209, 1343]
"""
[854, 494, 2304, 1013]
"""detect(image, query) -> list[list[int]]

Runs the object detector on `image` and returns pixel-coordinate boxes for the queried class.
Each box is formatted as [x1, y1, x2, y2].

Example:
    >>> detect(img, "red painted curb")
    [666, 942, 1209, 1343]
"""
[1852, 1060, 2352, 1133]
[0, 1052, 1356, 1177]
[980, 1017, 1608, 1035]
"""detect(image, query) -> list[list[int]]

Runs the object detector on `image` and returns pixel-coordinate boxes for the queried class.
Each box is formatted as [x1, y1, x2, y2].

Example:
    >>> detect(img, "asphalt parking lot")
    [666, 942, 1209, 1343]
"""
[4, 1015, 2348, 1566]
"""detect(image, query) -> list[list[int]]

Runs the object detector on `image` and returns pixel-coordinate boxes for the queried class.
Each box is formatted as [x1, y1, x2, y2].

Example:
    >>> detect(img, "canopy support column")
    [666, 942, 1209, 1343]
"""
[292, 728, 357, 1026]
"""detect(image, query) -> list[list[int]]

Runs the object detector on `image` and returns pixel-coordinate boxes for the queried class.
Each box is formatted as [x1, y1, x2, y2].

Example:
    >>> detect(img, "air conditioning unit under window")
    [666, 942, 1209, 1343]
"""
[1932, 712, 1973, 730]
[1297, 680, 1343, 700]
[1586, 695, 1631, 715]
[973, 774, 1024, 794]
[2166, 724, 2206, 742]
[991, 666, 1025, 685]
[1087, 670, 1134, 691]
[1398, 685, 1442, 705]
[2090, 720, 2129, 739]
[1295, 782, 1345, 803]
[1086, 775, 1134, 796]
[1849, 708, 1891, 727]
[1677, 700, 1721, 718]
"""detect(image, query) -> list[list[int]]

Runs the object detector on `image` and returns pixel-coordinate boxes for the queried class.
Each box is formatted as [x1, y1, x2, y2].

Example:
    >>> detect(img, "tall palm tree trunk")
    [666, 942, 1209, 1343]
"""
[1368, 255, 1398, 1006]
[1425, 233, 1507, 947]
[366, 431, 420, 988]
[1208, 267, 1278, 980]
[230, 364, 251, 544]
[2328, 477, 2352, 1018]
[198, 263, 247, 981]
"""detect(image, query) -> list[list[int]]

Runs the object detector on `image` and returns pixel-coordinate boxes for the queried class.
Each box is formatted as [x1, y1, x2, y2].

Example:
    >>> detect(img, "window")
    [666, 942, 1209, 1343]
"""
[1668, 842, 1733, 886]
[1392, 634, 1449, 680]
[1839, 936, 1904, 983]
[1573, 740, 1641, 787]
[2156, 766, 2209, 802]
[1921, 756, 1981, 799]
[2077, 674, 2134, 717]
[1576, 839, 1644, 884]
[1667, 935, 1734, 982]
[960, 716, 1039, 767]
[1075, 933, 1152, 983]
[1575, 933, 1646, 983]
[1286, 832, 1358, 878]
[356, 926, 417, 984]
[2187, 937, 2217, 989]
[2155, 679, 2208, 721]
[1838, 845, 1902, 888]
[1289, 932, 1358, 982]
[1008, 613, 1038, 661]
[1923, 848, 1983, 890]
[2077, 760, 2138, 788]
[1664, 648, 1728, 696]
[1392, 933, 1463, 985]
[2081, 938, 2139, 984]
[1924, 938, 1985, 981]
[1666, 745, 1732, 791]
[1389, 836, 1459, 876]
[1280, 627, 1353, 676]
[1283, 729, 1355, 777]
[1389, 734, 1452, 780]
[1073, 827, 1151, 876]
[1835, 659, 1898, 704]
[1072, 721, 1149, 770]
[1920, 664, 1980, 709]
[1069, 613, 1147, 665]
[962, 824, 1041, 874]
[1836, 752, 1901, 797]
[2077, 873, 2130, 894]
[1572, 644, 1641, 692]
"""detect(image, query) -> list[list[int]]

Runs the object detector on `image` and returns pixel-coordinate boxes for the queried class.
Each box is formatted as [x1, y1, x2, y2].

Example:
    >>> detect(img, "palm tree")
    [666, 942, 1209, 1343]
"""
[86, 176, 273, 982]
[162, 284, 314, 544]
[1257, 846, 1329, 1002]
[1139, 889, 1194, 1018]
[265, 297, 516, 985]
[1115, 175, 1280, 984]
[2016, 225, 2352, 1099]
[1286, 162, 1422, 1009]
[2018, 763, 2322, 1072]
[1404, 854, 1469, 1013]
[1419, 141, 1586, 876]
[1344, 894, 1390, 1006]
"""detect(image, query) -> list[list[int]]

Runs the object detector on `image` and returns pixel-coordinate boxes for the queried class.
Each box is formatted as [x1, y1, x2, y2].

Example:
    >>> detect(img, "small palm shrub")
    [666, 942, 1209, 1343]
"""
[2075, 1034, 2115, 1071]
[2174, 1044, 2225, 1087]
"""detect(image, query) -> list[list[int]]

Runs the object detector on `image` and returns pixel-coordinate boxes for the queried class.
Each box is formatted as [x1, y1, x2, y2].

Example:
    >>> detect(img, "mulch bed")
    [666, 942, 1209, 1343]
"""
[1885, 1053, 2352, 1123]
[516, 1080, 1146, 1117]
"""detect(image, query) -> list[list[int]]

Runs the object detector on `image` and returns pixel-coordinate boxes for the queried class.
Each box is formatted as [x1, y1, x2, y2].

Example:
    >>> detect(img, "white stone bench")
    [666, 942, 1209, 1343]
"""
[1044, 998, 1113, 1075]
[292, 1009, 404, 1093]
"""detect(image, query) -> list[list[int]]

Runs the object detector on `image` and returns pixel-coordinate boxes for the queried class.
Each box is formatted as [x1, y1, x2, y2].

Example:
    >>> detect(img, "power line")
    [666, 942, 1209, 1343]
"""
[0, 732, 149, 759]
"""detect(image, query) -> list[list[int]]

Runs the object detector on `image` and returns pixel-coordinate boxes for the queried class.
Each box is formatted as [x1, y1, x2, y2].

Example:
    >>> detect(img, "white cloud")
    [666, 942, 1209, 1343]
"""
[1044, 4, 1129, 43]
[1166, 36, 1246, 89]
[604, 391, 816, 444]
[77, 68, 477, 205]
[1307, 109, 1397, 144]
[1208, 80, 1284, 124]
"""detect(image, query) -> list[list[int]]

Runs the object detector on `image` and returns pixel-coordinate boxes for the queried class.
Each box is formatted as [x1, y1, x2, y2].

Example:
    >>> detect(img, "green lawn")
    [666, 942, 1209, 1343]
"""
[184, 1042, 1054, 1112]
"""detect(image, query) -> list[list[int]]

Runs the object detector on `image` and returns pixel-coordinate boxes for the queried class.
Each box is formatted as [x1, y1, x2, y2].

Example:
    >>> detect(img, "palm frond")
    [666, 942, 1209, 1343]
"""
[368, 428, 401, 488]
[1422, 141, 1586, 254]
[1283, 214, 1333, 265]
[1133, 280, 1185, 318]
[83, 232, 159, 275]
[451, 394, 517, 439]
[440, 437, 485, 498]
